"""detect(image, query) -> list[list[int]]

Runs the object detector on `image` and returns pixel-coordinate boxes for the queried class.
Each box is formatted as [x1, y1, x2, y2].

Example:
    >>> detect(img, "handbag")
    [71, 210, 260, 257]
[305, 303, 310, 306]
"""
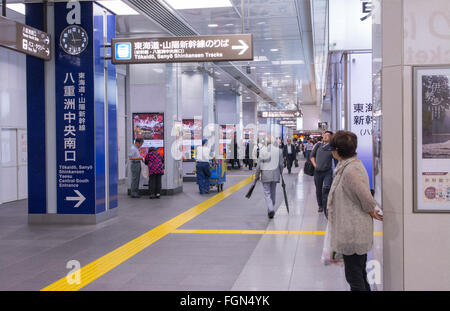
[304, 160, 315, 176]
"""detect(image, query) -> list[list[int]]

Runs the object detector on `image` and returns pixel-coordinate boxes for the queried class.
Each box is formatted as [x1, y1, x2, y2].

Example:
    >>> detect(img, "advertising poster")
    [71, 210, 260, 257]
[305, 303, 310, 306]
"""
[182, 119, 202, 161]
[133, 113, 164, 159]
[414, 67, 450, 212]
[220, 125, 235, 159]
[349, 53, 373, 189]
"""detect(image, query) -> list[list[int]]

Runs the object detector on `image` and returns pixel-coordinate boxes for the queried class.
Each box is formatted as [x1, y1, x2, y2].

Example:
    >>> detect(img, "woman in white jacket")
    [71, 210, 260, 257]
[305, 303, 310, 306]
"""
[255, 137, 284, 219]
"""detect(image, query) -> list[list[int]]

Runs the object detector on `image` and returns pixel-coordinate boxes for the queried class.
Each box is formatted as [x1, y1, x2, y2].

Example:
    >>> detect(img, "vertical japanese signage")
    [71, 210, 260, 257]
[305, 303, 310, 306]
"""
[55, 1, 95, 214]
[349, 53, 373, 188]
[414, 67, 450, 212]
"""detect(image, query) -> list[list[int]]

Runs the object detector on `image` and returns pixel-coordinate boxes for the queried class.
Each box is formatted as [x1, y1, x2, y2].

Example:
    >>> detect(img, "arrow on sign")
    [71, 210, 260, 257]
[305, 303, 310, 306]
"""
[66, 190, 86, 208]
[44, 37, 50, 45]
[232, 40, 249, 55]
[45, 48, 50, 56]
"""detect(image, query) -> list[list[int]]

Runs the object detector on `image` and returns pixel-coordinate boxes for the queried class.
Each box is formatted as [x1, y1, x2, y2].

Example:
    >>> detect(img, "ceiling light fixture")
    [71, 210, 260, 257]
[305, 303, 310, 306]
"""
[97, 1, 139, 15]
[270, 48, 279, 52]
[208, 24, 219, 27]
[165, 0, 233, 10]
[6, 3, 26, 15]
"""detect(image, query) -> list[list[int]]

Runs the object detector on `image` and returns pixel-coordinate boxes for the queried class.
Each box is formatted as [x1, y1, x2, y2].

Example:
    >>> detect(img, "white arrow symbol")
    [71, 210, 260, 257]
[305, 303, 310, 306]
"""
[46, 48, 50, 56]
[231, 40, 249, 55]
[66, 190, 86, 208]
[44, 37, 49, 45]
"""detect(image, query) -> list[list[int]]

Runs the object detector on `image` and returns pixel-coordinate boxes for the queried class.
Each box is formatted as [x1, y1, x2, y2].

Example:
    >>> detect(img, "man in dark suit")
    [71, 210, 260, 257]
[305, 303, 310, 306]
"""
[283, 138, 297, 174]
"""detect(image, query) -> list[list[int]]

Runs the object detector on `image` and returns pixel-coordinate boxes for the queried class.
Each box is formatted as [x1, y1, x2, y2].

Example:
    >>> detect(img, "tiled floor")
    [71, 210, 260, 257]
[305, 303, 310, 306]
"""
[0, 160, 382, 291]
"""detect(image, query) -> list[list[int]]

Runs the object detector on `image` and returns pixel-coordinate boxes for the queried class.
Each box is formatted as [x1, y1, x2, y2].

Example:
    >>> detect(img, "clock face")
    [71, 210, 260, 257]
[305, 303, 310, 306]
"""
[60, 25, 88, 55]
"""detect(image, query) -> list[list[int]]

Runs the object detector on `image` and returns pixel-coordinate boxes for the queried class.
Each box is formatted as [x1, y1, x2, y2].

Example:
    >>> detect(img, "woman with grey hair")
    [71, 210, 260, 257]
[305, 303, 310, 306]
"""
[255, 136, 284, 219]
[327, 131, 383, 291]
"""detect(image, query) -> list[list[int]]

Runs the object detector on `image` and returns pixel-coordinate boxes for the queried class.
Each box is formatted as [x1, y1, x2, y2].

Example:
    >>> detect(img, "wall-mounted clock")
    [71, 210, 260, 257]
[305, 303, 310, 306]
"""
[60, 25, 88, 55]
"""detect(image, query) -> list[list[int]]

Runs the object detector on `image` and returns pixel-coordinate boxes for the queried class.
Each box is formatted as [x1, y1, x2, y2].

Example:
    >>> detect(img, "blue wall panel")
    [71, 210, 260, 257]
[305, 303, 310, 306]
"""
[107, 13, 118, 209]
[93, 3, 106, 213]
[26, 3, 46, 214]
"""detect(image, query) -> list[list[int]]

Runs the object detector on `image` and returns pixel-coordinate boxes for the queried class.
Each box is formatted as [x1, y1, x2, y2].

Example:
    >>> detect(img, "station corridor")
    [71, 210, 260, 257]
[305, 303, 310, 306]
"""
[0, 163, 381, 291]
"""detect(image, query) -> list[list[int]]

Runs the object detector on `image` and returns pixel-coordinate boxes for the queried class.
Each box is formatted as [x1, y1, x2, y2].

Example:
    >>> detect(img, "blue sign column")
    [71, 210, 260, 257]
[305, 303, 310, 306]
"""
[27, 1, 117, 223]
[55, 1, 117, 216]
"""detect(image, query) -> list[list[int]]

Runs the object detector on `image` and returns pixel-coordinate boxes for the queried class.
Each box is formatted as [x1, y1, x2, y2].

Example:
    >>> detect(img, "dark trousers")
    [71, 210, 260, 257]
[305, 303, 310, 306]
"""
[148, 174, 162, 196]
[314, 169, 333, 217]
[246, 159, 254, 170]
[231, 159, 240, 169]
[286, 155, 294, 173]
[196, 162, 211, 194]
[130, 161, 141, 196]
[305, 150, 311, 160]
[343, 254, 371, 291]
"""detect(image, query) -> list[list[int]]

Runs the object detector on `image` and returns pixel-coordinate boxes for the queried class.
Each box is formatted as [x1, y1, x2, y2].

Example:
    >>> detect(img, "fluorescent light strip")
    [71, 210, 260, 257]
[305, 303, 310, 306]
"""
[165, 0, 232, 10]
[97, 1, 139, 15]
[7, 3, 25, 15]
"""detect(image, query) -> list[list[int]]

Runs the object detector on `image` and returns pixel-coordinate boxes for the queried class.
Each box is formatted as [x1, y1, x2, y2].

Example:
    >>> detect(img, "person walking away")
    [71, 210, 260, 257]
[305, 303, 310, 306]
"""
[196, 139, 212, 194]
[305, 138, 314, 160]
[293, 138, 300, 167]
[245, 141, 254, 170]
[128, 138, 144, 198]
[283, 138, 297, 174]
[145, 147, 164, 199]
[310, 131, 337, 217]
[255, 137, 284, 219]
[327, 130, 383, 291]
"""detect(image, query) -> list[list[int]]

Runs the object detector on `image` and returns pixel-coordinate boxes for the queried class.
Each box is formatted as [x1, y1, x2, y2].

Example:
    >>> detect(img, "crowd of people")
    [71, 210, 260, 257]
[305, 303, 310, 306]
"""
[128, 130, 382, 292]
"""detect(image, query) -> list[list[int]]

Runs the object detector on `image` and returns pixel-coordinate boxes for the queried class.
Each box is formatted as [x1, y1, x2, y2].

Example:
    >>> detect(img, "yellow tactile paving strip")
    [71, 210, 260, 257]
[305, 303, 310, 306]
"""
[172, 229, 383, 236]
[41, 175, 254, 291]
[41, 172, 383, 291]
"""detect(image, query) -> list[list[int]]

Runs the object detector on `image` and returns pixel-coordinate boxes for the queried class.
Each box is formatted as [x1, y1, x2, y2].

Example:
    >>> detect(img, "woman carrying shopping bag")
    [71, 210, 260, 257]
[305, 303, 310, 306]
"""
[327, 131, 383, 291]
[145, 147, 164, 199]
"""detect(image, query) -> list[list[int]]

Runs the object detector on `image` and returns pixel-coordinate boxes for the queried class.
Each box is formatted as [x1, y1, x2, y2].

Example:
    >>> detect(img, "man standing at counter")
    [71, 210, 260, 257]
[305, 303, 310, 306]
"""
[129, 138, 144, 198]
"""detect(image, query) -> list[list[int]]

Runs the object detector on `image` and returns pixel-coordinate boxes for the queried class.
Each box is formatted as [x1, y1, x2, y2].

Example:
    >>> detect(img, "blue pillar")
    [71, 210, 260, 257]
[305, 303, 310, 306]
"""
[27, 1, 117, 223]
[26, 3, 46, 214]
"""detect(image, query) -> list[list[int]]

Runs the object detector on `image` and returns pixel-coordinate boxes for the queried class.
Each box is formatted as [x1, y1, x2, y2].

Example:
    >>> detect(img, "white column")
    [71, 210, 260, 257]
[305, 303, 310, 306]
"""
[164, 63, 183, 192]
[380, 0, 450, 290]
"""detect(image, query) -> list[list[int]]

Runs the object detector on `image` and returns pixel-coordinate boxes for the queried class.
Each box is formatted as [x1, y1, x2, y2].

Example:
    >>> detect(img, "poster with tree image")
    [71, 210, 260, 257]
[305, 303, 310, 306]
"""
[414, 67, 450, 212]
[422, 75, 450, 158]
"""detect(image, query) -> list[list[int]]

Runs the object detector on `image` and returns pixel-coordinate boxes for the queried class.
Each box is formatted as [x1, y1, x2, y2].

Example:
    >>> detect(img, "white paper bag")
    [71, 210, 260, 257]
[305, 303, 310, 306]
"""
[141, 161, 149, 180]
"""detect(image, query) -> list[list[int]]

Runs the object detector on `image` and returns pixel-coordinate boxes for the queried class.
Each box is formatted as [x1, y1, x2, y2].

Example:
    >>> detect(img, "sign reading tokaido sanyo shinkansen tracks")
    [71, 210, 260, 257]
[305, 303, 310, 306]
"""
[259, 110, 303, 118]
[0, 15, 51, 60]
[111, 34, 253, 64]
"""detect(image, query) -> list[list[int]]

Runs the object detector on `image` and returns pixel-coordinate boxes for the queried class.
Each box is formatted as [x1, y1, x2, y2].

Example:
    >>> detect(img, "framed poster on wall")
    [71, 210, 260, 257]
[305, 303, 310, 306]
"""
[182, 119, 202, 161]
[132, 113, 164, 159]
[413, 67, 450, 213]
